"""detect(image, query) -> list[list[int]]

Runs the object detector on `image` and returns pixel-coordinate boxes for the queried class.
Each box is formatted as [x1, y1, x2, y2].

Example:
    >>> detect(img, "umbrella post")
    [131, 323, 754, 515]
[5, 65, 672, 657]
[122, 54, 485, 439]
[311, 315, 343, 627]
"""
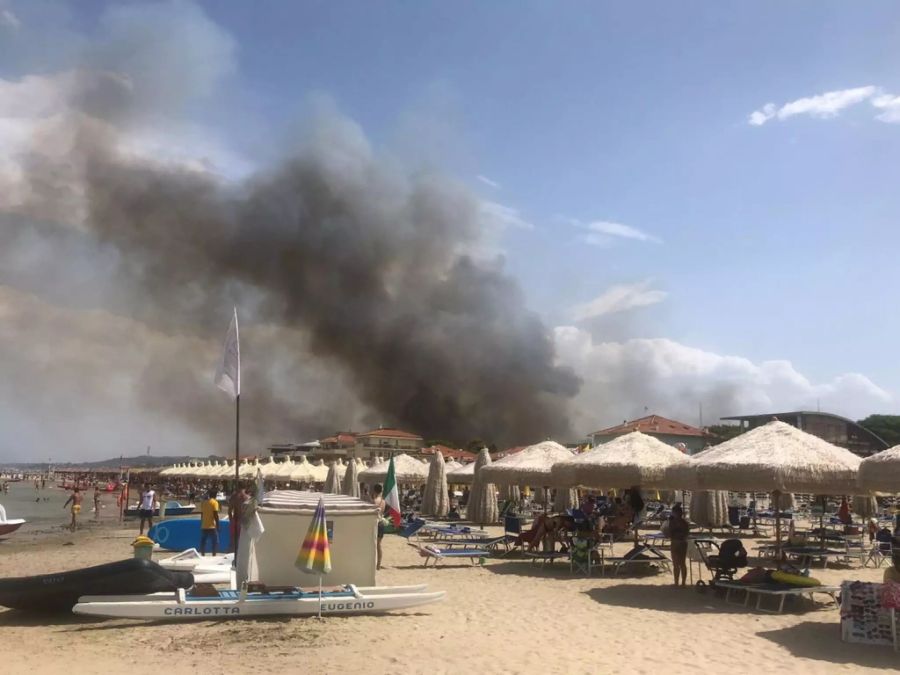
[820, 495, 826, 551]
[773, 491, 782, 563]
[318, 574, 322, 621]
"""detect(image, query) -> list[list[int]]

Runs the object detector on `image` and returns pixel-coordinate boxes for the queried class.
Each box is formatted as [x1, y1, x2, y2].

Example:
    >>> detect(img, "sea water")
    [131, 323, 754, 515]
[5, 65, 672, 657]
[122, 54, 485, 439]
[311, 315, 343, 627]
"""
[0, 480, 83, 528]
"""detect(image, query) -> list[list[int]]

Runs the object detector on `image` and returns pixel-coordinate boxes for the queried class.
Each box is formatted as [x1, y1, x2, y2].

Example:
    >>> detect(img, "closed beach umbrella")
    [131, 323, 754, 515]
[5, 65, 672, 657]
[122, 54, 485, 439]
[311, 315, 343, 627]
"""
[467, 448, 498, 525]
[324, 462, 342, 494]
[447, 462, 475, 485]
[480, 441, 575, 486]
[499, 483, 521, 502]
[859, 445, 900, 494]
[853, 494, 878, 519]
[422, 451, 450, 517]
[294, 496, 332, 619]
[342, 458, 360, 498]
[553, 487, 579, 513]
[689, 491, 729, 529]
[359, 454, 430, 485]
[666, 420, 861, 552]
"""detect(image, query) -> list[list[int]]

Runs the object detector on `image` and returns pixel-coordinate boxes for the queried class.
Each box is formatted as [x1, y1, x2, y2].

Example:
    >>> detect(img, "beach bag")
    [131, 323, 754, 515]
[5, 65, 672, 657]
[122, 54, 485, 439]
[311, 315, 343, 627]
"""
[880, 581, 900, 609]
[738, 567, 768, 584]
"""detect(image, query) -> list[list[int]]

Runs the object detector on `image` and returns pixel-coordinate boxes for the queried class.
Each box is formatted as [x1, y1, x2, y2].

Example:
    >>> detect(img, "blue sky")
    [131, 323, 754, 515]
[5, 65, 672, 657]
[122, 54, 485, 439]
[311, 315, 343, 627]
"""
[198, 2, 900, 388]
[1, 1, 899, 459]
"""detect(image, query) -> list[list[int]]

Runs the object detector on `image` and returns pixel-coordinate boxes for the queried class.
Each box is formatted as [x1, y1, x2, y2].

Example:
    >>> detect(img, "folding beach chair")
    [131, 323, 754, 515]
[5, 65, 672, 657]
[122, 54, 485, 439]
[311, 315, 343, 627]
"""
[569, 534, 593, 576]
[864, 535, 893, 568]
[397, 519, 428, 541]
[408, 542, 490, 567]
[603, 544, 671, 577]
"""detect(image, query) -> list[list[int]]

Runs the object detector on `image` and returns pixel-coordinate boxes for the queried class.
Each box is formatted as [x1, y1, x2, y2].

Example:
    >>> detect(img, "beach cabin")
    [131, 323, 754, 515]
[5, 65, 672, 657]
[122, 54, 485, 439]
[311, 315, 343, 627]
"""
[251, 491, 379, 587]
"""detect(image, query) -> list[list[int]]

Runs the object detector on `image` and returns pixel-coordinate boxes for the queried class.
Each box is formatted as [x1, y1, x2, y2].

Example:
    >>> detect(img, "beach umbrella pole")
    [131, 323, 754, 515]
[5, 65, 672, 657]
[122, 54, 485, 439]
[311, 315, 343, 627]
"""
[318, 574, 322, 620]
[774, 491, 782, 562]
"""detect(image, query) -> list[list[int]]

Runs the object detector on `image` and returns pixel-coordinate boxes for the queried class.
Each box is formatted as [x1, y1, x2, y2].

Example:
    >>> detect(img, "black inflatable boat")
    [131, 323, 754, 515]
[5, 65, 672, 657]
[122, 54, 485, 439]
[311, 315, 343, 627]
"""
[0, 558, 193, 612]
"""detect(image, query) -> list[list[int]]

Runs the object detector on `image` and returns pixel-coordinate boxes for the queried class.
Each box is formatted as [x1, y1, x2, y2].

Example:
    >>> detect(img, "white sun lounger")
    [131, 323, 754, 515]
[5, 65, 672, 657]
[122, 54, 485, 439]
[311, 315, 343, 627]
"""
[716, 581, 840, 613]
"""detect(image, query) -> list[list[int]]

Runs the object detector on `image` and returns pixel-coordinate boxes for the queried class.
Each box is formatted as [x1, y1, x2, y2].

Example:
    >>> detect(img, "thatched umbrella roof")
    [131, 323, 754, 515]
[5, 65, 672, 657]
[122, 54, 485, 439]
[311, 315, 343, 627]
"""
[324, 462, 343, 494]
[859, 445, 900, 494]
[447, 462, 475, 485]
[422, 451, 449, 517]
[358, 453, 430, 485]
[342, 459, 360, 498]
[444, 460, 463, 473]
[552, 431, 689, 489]
[480, 440, 574, 486]
[665, 420, 860, 493]
[467, 448, 498, 524]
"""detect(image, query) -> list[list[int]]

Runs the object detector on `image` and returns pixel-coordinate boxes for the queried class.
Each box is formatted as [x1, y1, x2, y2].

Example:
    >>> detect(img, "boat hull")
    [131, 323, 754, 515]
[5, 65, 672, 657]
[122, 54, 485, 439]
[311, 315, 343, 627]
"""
[0, 559, 194, 612]
[0, 519, 25, 536]
[73, 586, 444, 620]
[148, 518, 230, 552]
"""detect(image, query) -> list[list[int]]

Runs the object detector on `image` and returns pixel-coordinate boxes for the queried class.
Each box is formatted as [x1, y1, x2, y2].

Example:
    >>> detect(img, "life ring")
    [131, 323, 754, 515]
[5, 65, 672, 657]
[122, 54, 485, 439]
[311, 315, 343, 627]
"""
[771, 570, 821, 587]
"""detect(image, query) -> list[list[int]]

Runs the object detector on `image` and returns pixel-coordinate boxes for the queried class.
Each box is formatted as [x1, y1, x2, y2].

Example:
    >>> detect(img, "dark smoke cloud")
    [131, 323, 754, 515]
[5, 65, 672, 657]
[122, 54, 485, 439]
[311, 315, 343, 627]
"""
[0, 2, 579, 457]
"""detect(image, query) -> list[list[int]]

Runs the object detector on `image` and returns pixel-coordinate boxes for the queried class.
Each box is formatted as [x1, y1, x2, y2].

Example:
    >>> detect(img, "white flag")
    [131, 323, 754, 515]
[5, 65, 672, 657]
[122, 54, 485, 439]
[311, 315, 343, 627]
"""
[214, 307, 240, 400]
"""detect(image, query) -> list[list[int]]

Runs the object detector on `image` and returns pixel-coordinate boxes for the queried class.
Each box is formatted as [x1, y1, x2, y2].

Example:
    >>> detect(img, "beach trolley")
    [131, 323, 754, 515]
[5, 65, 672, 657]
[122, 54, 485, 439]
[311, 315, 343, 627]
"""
[252, 491, 378, 587]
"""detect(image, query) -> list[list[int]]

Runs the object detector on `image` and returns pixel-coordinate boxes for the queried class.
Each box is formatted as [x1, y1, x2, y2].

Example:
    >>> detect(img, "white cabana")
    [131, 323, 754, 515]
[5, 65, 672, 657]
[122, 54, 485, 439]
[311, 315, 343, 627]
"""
[260, 458, 282, 481]
[358, 454, 430, 485]
[274, 457, 296, 483]
[289, 456, 316, 484]
[480, 440, 574, 486]
[310, 459, 329, 483]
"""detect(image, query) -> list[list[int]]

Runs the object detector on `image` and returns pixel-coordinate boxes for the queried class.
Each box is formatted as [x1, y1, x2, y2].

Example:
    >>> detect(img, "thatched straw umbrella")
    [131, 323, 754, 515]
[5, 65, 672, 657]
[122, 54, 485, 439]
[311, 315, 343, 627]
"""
[324, 462, 343, 494]
[689, 491, 729, 529]
[342, 458, 360, 498]
[480, 441, 574, 507]
[666, 420, 861, 553]
[447, 462, 475, 485]
[552, 431, 690, 542]
[467, 448, 498, 525]
[422, 451, 450, 517]
[859, 445, 900, 494]
[358, 453, 429, 485]
[444, 460, 463, 474]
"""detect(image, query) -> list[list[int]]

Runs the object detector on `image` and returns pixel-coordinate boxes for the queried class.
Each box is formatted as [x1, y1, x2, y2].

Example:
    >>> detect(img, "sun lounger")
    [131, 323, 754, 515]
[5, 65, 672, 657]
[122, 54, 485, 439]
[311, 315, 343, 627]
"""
[715, 580, 840, 613]
[521, 550, 570, 568]
[421, 523, 489, 540]
[427, 534, 509, 550]
[783, 545, 850, 568]
[408, 542, 491, 567]
[601, 544, 671, 577]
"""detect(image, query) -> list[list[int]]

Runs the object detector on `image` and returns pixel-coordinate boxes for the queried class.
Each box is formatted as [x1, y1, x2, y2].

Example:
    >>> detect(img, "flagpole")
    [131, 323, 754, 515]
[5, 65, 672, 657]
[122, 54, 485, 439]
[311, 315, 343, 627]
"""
[234, 394, 240, 487]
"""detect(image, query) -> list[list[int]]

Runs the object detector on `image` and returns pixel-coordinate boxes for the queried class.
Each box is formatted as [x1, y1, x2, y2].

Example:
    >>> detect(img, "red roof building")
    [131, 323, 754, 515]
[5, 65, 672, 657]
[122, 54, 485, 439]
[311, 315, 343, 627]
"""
[422, 445, 476, 462]
[589, 415, 713, 454]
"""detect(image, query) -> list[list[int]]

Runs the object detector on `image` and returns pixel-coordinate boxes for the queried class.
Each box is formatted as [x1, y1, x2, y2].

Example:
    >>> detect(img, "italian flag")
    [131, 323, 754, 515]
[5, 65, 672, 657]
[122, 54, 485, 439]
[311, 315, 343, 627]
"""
[384, 456, 402, 526]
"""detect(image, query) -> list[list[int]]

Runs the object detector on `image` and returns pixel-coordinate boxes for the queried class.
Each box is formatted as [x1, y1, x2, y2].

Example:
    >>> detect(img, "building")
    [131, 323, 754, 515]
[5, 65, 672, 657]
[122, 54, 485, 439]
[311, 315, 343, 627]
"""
[422, 444, 476, 462]
[721, 411, 889, 457]
[589, 415, 713, 454]
[354, 427, 424, 459]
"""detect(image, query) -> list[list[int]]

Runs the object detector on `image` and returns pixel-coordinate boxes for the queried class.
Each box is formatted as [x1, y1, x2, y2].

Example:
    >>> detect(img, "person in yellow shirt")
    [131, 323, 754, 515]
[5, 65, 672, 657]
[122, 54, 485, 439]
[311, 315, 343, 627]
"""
[199, 489, 220, 556]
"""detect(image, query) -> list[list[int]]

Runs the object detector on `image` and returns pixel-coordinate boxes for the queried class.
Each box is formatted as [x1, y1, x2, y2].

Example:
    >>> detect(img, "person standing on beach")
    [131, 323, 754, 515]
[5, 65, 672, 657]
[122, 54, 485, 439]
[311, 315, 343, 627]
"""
[93, 486, 102, 521]
[228, 486, 247, 553]
[138, 483, 156, 535]
[63, 487, 83, 531]
[199, 489, 220, 556]
[668, 504, 690, 586]
[370, 484, 386, 570]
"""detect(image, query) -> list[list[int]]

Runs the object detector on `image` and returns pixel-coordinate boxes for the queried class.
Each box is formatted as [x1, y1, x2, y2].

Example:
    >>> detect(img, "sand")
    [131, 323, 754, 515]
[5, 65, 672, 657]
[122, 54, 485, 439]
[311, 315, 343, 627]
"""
[0, 521, 898, 674]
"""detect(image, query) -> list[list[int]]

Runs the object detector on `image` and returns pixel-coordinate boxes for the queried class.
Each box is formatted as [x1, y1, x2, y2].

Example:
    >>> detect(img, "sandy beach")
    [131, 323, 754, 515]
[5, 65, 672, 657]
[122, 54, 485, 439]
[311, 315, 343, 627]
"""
[1, 520, 897, 675]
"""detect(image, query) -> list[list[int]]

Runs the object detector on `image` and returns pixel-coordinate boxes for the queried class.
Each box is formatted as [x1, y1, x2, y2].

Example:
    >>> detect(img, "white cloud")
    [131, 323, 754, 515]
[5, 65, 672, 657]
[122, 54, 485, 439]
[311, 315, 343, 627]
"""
[0, 8, 20, 31]
[476, 174, 500, 189]
[872, 93, 900, 123]
[479, 200, 534, 230]
[570, 280, 667, 321]
[553, 326, 894, 435]
[575, 219, 662, 247]
[749, 85, 887, 126]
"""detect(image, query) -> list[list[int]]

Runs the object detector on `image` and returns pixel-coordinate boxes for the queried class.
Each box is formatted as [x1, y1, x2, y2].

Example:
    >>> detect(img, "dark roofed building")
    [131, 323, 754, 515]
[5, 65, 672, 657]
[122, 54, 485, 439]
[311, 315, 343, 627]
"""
[721, 411, 889, 457]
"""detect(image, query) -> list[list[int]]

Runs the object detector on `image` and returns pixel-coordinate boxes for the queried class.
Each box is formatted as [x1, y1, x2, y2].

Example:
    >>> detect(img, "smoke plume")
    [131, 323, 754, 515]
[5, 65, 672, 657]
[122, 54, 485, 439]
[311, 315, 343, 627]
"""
[0, 3, 579, 459]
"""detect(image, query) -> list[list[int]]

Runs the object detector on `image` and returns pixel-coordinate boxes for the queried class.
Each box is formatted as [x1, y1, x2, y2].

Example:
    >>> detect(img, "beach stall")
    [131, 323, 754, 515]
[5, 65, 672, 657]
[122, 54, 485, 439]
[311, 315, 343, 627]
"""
[249, 491, 379, 587]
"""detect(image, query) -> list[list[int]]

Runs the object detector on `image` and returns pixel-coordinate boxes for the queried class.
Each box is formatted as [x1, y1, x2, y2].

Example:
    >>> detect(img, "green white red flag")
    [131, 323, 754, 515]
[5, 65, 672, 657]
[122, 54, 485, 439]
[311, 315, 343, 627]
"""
[384, 456, 402, 526]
